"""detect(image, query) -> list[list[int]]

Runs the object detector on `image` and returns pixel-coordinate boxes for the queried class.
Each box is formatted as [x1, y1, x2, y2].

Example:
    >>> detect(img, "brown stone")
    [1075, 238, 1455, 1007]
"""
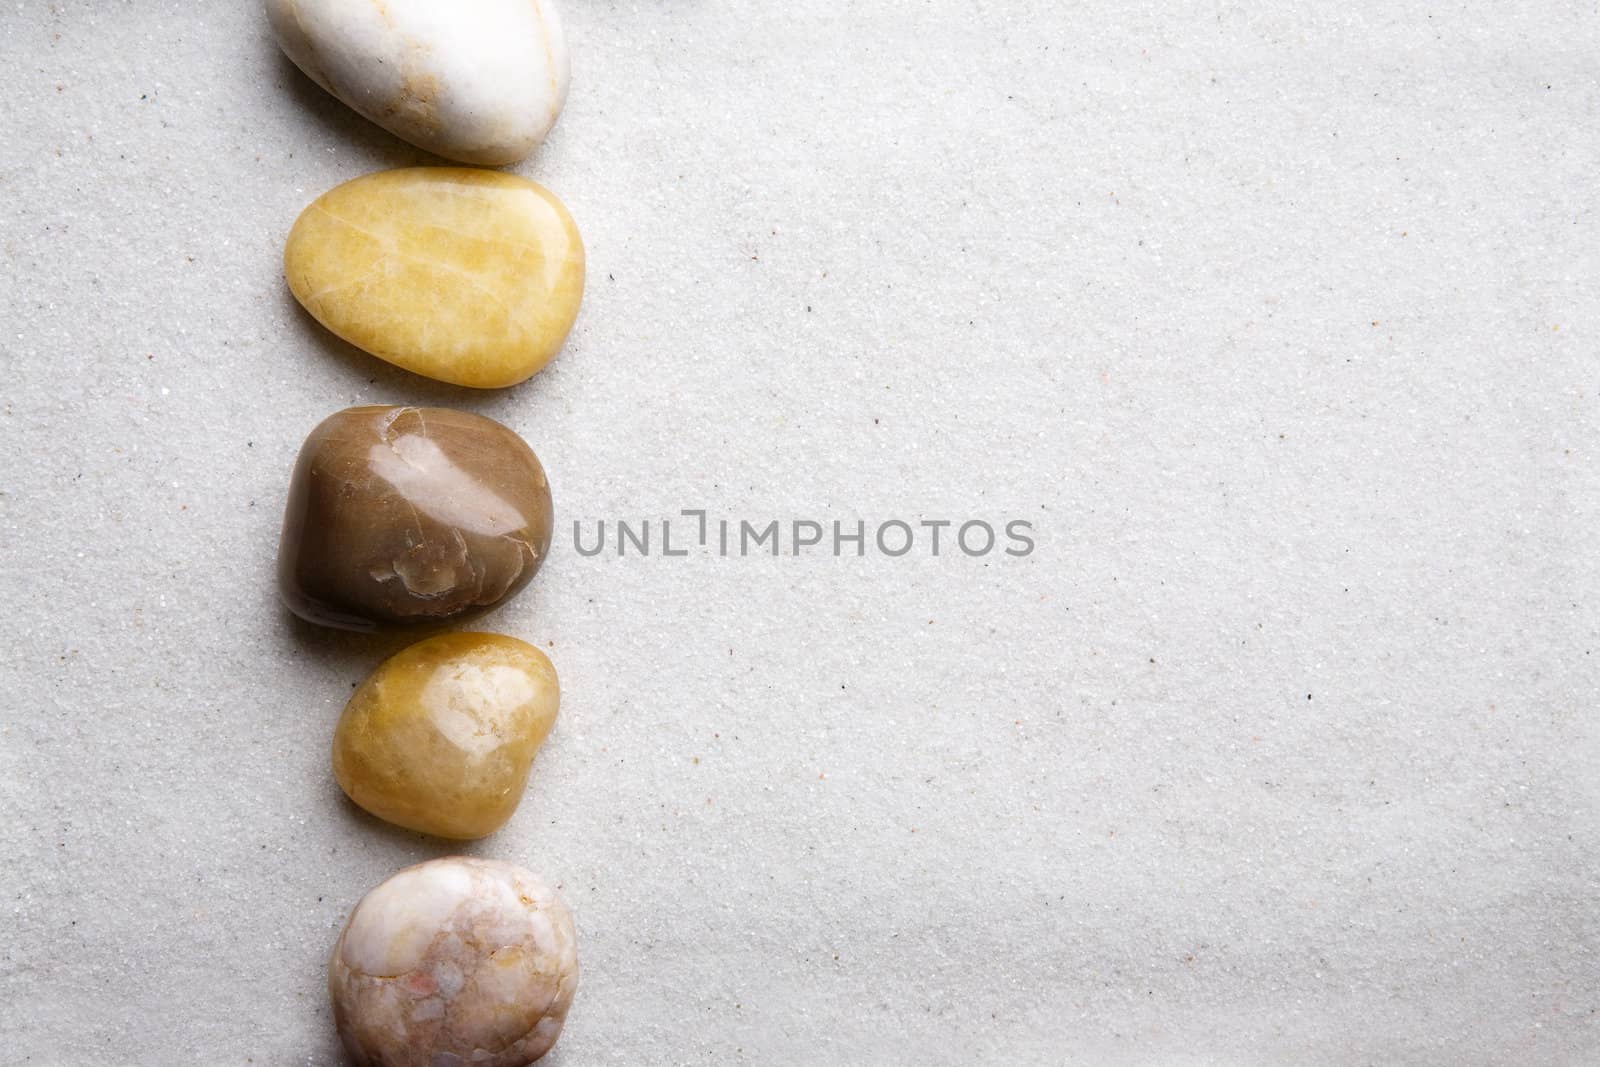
[279, 406, 553, 631]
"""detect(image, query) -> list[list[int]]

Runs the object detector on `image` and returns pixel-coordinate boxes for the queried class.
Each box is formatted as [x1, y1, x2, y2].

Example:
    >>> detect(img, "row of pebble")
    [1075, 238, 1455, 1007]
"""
[265, 1, 590, 1063]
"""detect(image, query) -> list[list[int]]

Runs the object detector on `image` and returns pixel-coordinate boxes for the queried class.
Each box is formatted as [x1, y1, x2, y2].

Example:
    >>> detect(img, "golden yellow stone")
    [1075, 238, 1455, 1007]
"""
[284, 168, 585, 389]
[332, 632, 560, 839]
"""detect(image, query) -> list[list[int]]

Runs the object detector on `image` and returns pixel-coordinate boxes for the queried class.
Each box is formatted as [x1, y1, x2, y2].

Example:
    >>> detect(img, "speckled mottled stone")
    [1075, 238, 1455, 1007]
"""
[330, 857, 578, 1066]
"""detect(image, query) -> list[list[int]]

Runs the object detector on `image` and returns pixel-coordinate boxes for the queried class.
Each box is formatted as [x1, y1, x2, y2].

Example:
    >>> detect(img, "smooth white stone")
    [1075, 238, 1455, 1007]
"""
[266, 0, 569, 165]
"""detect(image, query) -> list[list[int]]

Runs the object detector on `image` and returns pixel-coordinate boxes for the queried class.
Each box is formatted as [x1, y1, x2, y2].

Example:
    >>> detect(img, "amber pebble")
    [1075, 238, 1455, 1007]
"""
[284, 167, 584, 388]
[279, 406, 552, 632]
[333, 633, 559, 839]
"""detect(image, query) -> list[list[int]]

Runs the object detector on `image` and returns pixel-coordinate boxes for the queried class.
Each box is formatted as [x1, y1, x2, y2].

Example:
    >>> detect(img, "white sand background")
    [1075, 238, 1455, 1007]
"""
[1, 2, 1596, 1063]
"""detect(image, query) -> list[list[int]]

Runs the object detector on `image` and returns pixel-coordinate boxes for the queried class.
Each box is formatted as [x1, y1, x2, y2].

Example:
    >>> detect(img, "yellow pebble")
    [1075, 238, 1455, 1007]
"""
[285, 168, 585, 388]
[332, 632, 560, 839]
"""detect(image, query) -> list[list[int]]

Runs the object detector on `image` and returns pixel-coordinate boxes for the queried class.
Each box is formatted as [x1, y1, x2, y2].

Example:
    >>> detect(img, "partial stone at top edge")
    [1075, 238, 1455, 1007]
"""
[266, 0, 570, 166]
